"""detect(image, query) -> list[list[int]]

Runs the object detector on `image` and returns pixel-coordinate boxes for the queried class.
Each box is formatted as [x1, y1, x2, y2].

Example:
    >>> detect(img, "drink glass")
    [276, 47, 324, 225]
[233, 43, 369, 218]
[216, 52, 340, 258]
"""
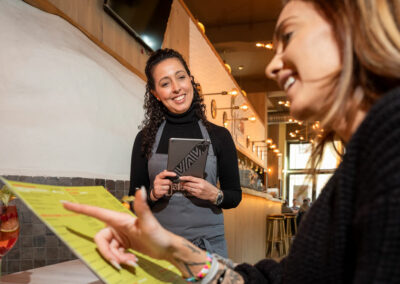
[0, 198, 20, 275]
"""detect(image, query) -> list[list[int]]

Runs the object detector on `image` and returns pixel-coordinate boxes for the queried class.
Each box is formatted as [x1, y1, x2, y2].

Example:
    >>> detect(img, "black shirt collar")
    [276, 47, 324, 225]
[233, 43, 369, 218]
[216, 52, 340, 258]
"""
[164, 101, 198, 124]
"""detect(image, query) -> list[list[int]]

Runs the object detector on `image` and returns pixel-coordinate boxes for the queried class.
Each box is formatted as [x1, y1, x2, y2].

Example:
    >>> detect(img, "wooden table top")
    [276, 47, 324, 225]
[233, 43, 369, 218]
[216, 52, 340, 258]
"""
[0, 260, 101, 284]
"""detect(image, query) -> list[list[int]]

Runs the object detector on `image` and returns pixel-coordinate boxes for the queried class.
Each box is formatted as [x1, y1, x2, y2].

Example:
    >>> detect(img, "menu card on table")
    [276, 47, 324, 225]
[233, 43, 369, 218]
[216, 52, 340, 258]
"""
[0, 177, 184, 284]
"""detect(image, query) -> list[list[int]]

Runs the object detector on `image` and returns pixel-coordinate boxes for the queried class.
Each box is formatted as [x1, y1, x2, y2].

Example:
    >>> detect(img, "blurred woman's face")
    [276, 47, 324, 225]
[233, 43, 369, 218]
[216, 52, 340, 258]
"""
[266, 1, 341, 121]
[151, 58, 194, 114]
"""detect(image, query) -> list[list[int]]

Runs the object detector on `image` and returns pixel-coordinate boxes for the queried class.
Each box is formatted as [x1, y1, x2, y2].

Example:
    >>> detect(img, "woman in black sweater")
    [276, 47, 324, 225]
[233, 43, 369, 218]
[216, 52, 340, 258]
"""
[128, 49, 241, 257]
[64, 0, 400, 282]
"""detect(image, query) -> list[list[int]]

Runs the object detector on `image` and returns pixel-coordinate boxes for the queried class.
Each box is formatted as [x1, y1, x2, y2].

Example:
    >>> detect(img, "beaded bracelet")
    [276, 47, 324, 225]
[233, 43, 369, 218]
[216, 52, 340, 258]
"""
[185, 252, 213, 282]
[211, 253, 236, 269]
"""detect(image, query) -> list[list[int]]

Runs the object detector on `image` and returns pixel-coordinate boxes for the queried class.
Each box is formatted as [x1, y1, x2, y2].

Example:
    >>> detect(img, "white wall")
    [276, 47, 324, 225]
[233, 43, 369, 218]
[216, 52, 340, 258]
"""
[0, 0, 145, 180]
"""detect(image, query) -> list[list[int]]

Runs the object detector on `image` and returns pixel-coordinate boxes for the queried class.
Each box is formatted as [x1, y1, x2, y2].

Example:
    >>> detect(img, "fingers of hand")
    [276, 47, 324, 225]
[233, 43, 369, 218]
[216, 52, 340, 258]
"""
[94, 228, 122, 268]
[109, 239, 138, 268]
[153, 185, 170, 196]
[183, 183, 195, 192]
[183, 181, 206, 192]
[179, 176, 198, 182]
[154, 178, 172, 188]
[158, 170, 177, 179]
[62, 202, 130, 228]
[134, 189, 158, 223]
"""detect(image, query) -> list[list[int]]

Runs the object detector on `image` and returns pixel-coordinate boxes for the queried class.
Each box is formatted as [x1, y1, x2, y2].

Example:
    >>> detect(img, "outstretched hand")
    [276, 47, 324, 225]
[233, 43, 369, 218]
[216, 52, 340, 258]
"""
[62, 187, 244, 283]
[62, 187, 174, 269]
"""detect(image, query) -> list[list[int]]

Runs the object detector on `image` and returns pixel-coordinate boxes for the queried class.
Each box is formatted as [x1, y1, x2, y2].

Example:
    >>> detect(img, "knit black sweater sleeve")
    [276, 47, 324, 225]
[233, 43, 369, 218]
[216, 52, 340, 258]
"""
[128, 131, 150, 195]
[351, 88, 400, 283]
[234, 258, 282, 283]
[208, 123, 242, 209]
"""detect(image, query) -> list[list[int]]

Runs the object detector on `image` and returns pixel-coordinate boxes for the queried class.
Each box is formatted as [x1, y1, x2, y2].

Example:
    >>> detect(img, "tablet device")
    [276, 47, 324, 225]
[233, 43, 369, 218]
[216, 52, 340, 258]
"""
[167, 138, 210, 183]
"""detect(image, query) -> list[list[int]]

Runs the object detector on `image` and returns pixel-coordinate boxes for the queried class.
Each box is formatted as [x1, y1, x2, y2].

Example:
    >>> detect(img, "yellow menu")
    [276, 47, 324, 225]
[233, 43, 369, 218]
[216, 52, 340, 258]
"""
[0, 178, 185, 284]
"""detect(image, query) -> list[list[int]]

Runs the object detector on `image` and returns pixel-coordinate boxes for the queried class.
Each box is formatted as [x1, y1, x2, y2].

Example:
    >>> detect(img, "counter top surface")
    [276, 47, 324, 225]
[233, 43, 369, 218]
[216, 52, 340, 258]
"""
[242, 187, 282, 202]
[0, 259, 100, 284]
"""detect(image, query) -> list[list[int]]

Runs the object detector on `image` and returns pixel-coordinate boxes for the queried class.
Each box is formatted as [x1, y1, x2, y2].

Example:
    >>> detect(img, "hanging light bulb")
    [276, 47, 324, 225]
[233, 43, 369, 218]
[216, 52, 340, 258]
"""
[224, 63, 232, 73]
[197, 21, 205, 33]
[239, 104, 249, 110]
[265, 42, 274, 50]
[228, 89, 238, 96]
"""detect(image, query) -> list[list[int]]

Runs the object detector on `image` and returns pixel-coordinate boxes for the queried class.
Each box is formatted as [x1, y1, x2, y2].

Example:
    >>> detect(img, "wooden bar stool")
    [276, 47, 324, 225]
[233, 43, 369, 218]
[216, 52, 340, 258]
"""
[284, 213, 297, 251]
[266, 214, 287, 258]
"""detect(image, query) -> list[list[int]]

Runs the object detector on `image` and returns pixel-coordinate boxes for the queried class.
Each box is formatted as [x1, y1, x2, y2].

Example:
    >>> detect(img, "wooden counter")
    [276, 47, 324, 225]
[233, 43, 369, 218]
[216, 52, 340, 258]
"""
[224, 189, 282, 264]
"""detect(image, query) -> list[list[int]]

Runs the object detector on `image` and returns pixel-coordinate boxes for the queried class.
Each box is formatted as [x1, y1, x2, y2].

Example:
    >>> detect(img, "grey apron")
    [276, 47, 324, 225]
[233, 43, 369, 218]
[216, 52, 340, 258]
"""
[148, 120, 228, 257]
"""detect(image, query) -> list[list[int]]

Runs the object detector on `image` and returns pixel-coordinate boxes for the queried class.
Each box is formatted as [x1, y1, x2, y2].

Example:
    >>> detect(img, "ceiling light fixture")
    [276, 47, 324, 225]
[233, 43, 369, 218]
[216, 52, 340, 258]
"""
[265, 42, 273, 50]
[210, 101, 249, 119]
[255, 42, 274, 50]
[202, 89, 238, 96]
[223, 115, 256, 126]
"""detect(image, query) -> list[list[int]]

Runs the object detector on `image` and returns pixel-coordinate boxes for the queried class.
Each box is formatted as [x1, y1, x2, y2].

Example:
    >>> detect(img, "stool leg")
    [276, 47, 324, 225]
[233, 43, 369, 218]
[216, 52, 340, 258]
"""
[286, 218, 292, 251]
[266, 219, 271, 257]
[281, 219, 286, 256]
[272, 220, 278, 258]
[266, 219, 274, 258]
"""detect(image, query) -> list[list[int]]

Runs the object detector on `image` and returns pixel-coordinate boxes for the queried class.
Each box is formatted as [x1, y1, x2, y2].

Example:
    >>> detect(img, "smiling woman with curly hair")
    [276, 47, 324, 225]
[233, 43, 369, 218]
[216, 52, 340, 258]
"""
[128, 48, 242, 257]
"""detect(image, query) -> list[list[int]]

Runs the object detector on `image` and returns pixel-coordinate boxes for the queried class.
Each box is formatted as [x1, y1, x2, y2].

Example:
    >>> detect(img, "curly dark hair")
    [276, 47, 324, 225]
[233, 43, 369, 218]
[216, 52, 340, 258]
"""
[140, 48, 209, 158]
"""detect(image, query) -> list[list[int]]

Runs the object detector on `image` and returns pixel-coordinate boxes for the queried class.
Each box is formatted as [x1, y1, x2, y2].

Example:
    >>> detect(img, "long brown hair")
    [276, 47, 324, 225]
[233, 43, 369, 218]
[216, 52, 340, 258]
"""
[140, 48, 209, 158]
[282, 0, 400, 171]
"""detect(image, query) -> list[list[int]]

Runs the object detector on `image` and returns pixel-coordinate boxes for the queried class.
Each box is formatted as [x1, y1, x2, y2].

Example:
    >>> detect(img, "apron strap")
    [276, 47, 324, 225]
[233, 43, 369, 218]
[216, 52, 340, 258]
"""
[151, 120, 166, 154]
[198, 120, 214, 156]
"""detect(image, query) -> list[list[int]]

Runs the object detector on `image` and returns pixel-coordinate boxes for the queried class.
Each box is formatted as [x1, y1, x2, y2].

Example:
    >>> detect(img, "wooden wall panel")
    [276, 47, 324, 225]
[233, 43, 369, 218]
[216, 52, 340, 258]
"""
[224, 194, 281, 264]
[247, 92, 267, 124]
[162, 0, 190, 63]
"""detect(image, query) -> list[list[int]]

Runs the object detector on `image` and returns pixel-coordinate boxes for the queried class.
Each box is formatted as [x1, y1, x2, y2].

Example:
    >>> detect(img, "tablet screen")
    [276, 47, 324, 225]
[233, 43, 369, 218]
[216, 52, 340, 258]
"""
[167, 138, 210, 179]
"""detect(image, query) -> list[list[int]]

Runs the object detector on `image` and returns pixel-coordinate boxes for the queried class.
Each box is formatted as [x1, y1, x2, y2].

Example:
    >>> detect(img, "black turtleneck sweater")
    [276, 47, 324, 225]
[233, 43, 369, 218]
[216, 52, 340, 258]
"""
[129, 106, 242, 209]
